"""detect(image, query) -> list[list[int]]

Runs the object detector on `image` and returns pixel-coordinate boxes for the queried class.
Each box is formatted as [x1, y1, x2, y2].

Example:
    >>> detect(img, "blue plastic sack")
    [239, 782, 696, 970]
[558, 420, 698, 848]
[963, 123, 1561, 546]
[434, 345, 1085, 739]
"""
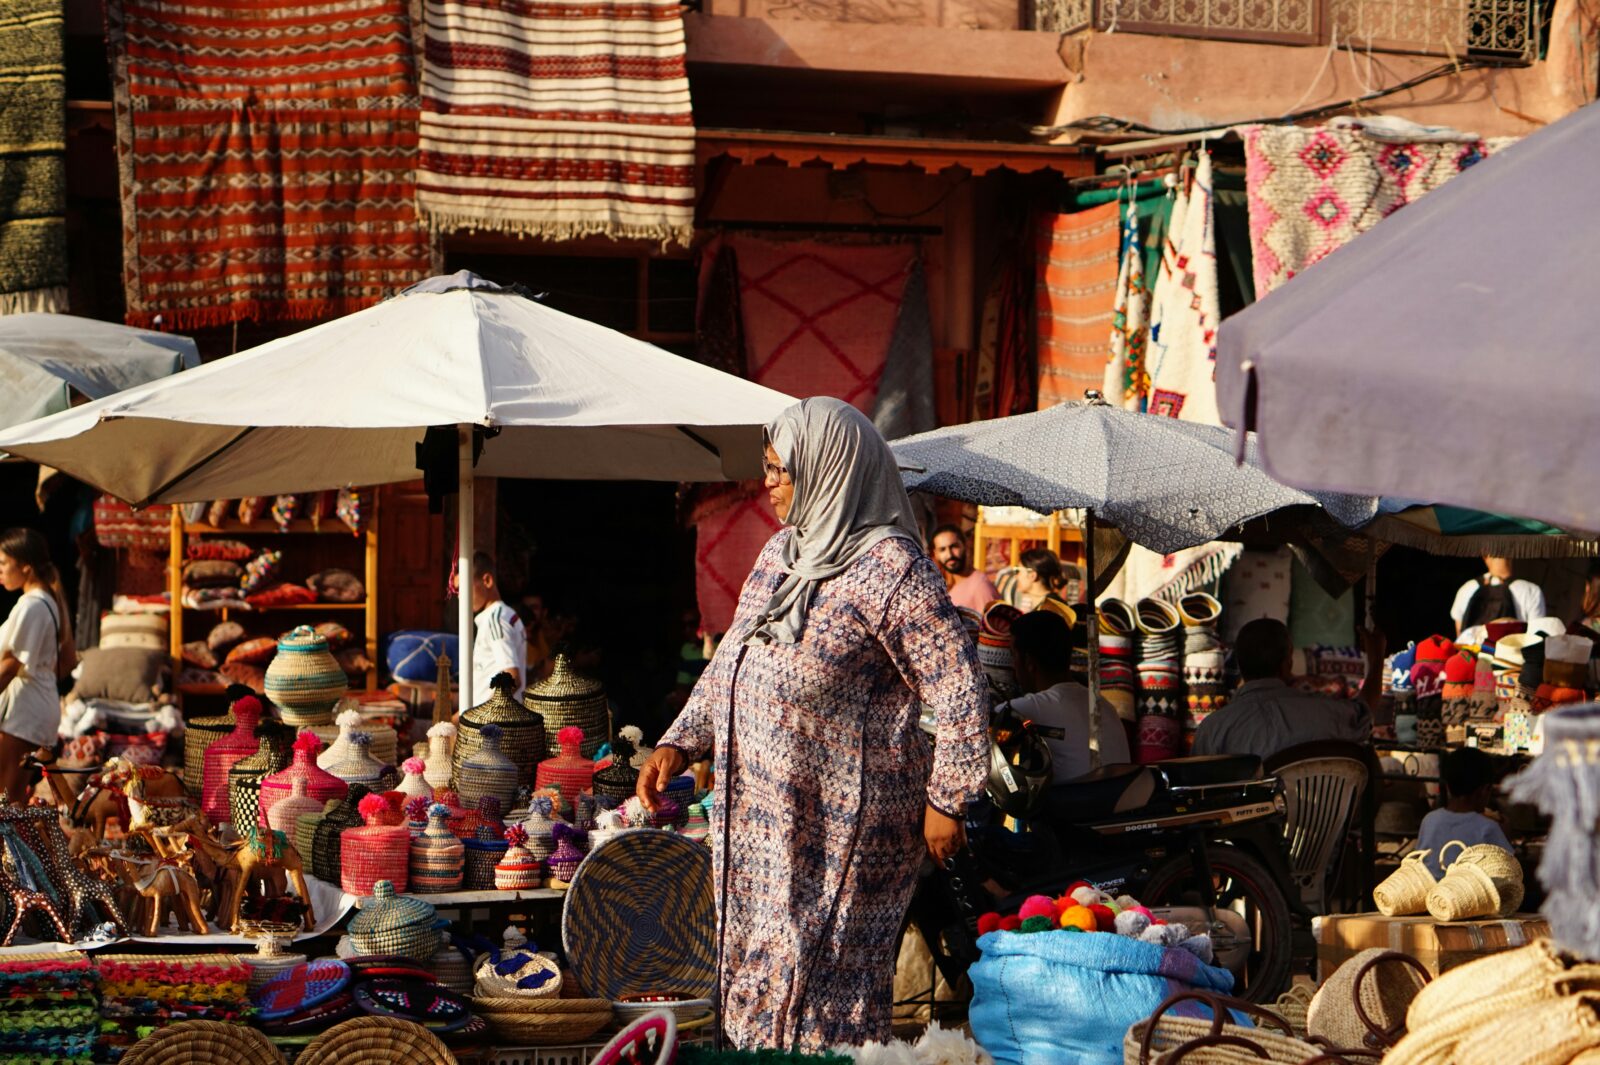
[969, 930, 1236, 1065]
[385, 630, 459, 683]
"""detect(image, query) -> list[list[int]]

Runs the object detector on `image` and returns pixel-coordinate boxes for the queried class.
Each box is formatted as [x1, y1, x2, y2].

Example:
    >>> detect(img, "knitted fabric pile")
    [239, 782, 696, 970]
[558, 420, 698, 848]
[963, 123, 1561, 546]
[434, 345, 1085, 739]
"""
[0, 0, 67, 314]
[106, 0, 431, 328]
[95, 954, 251, 1060]
[415, 0, 696, 246]
[0, 952, 97, 1065]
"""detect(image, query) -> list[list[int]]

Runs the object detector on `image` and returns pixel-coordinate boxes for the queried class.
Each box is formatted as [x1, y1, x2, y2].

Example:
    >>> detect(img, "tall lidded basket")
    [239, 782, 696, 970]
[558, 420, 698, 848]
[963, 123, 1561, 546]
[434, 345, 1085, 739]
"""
[457, 723, 520, 812]
[265, 625, 346, 727]
[259, 731, 349, 829]
[202, 695, 265, 826]
[524, 654, 609, 758]
[226, 721, 295, 832]
[535, 727, 596, 810]
[342, 793, 411, 896]
[452, 673, 544, 791]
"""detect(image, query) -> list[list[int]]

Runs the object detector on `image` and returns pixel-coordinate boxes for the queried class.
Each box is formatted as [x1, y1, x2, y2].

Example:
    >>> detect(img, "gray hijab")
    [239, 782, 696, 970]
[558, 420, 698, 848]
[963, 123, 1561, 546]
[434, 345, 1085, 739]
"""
[746, 397, 922, 647]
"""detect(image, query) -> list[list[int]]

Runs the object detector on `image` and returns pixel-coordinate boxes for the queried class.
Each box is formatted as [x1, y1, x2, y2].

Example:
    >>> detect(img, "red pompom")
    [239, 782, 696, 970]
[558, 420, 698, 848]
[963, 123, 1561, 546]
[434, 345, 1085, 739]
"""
[1088, 903, 1116, 932]
[1018, 895, 1057, 922]
[1066, 880, 1092, 895]
[977, 913, 1002, 936]
[998, 915, 1022, 932]
[357, 793, 390, 820]
[1151, 918, 1167, 926]
[293, 730, 321, 754]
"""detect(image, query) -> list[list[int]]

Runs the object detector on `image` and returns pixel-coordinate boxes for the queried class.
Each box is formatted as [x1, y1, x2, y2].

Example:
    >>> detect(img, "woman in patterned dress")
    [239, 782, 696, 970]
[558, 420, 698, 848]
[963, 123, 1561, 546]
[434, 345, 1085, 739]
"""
[639, 397, 989, 1051]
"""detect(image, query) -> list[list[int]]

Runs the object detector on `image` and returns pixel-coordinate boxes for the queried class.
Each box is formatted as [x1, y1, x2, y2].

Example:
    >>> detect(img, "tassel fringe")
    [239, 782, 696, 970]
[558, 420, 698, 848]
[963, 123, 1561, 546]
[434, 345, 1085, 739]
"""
[0, 287, 68, 316]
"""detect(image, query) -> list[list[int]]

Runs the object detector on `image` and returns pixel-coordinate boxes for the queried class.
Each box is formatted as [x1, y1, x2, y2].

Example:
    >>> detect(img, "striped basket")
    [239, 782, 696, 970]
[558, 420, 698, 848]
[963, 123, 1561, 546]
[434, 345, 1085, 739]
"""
[346, 881, 440, 961]
[322, 731, 387, 789]
[524, 655, 608, 758]
[463, 828, 508, 890]
[341, 795, 411, 896]
[315, 708, 399, 772]
[408, 806, 465, 894]
[452, 674, 544, 791]
[264, 626, 346, 727]
[267, 777, 326, 836]
[456, 724, 520, 812]
[201, 697, 265, 826]
[259, 732, 349, 830]
[535, 727, 595, 801]
[225, 725, 294, 834]
[310, 785, 371, 883]
[183, 711, 235, 798]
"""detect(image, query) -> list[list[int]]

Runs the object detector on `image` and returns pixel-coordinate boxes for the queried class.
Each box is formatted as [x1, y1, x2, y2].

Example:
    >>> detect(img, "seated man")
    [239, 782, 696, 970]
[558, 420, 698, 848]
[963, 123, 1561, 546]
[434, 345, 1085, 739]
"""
[1193, 618, 1384, 761]
[1006, 610, 1130, 782]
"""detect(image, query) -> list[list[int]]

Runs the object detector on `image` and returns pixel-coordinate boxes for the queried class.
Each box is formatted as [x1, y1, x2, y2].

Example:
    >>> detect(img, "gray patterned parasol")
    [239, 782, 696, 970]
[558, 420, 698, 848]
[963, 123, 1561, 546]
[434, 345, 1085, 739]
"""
[892, 397, 1378, 555]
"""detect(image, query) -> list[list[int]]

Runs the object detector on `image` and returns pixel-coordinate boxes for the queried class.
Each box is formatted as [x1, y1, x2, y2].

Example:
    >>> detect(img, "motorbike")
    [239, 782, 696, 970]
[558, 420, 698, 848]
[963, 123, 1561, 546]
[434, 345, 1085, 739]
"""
[908, 716, 1300, 1003]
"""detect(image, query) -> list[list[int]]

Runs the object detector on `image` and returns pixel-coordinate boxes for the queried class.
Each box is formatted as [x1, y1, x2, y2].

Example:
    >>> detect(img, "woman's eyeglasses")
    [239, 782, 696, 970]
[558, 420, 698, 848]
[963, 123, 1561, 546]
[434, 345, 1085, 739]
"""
[762, 460, 792, 485]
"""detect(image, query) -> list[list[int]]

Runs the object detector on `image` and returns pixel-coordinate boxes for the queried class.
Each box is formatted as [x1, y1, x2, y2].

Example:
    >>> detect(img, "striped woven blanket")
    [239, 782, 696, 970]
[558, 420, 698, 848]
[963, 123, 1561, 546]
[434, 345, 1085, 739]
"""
[107, 0, 433, 329]
[0, 0, 67, 315]
[416, 0, 695, 246]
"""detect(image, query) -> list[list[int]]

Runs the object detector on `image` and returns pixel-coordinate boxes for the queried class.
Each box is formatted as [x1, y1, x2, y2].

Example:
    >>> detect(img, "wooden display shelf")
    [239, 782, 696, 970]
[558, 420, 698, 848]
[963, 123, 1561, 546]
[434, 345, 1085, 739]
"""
[183, 602, 368, 619]
[181, 519, 362, 536]
[347, 887, 564, 908]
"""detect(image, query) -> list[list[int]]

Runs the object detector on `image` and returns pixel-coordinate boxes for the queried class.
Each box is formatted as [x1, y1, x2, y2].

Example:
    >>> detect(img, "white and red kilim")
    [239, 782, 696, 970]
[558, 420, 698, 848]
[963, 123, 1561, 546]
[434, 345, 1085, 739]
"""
[416, 0, 695, 245]
[106, 0, 433, 329]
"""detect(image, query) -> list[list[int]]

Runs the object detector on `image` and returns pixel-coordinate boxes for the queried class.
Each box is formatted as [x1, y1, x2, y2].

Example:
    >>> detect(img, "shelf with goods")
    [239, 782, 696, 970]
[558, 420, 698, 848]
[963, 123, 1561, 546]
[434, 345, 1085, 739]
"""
[167, 495, 380, 697]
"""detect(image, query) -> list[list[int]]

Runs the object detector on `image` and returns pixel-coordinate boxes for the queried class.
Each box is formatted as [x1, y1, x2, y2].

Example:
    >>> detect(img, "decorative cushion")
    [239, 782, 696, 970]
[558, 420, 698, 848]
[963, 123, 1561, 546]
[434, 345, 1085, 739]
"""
[316, 621, 354, 650]
[182, 641, 219, 670]
[187, 539, 253, 561]
[226, 637, 279, 666]
[248, 583, 318, 608]
[183, 559, 243, 588]
[337, 648, 374, 679]
[183, 587, 246, 611]
[309, 569, 365, 603]
[272, 495, 299, 533]
[385, 631, 459, 684]
[219, 661, 267, 692]
[238, 497, 268, 525]
[207, 620, 246, 652]
[206, 499, 233, 526]
[99, 613, 168, 652]
[75, 647, 166, 703]
[60, 732, 107, 769]
[241, 551, 282, 595]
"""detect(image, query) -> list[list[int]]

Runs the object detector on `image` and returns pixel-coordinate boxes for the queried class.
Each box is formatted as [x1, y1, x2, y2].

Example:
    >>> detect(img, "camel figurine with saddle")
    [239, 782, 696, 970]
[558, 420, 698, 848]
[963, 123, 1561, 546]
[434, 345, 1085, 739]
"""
[75, 758, 188, 842]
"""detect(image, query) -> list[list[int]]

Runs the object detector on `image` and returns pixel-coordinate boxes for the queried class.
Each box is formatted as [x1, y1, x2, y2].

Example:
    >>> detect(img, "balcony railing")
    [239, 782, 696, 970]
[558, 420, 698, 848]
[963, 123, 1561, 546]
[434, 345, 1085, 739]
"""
[1034, 0, 1536, 64]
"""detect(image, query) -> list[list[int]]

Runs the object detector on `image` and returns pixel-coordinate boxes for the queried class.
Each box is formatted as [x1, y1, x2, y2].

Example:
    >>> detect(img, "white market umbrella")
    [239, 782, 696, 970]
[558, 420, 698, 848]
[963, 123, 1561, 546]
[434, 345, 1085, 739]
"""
[1214, 100, 1600, 534]
[0, 272, 795, 701]
[0, 313, 197, 432]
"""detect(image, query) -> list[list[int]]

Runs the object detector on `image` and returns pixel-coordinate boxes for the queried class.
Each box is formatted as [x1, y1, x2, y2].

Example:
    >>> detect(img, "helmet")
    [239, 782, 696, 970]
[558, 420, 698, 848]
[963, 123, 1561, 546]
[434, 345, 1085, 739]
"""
[985, 705, 1053, 818]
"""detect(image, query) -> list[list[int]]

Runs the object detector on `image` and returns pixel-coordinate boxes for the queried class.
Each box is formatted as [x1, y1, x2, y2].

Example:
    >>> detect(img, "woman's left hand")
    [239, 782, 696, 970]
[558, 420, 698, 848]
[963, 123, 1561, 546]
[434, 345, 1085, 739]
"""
[923, 804, 966, 863]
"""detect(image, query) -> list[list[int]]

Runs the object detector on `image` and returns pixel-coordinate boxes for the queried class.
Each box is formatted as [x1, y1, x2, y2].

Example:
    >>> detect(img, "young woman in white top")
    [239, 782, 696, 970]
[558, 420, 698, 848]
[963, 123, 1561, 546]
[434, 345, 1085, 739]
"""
[0, 528, 74, 803]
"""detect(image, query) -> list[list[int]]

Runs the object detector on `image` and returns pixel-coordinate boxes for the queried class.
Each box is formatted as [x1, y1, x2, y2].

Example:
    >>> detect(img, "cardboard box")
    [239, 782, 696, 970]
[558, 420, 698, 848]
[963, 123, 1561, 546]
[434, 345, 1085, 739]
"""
[1318, 912, 1550, 981]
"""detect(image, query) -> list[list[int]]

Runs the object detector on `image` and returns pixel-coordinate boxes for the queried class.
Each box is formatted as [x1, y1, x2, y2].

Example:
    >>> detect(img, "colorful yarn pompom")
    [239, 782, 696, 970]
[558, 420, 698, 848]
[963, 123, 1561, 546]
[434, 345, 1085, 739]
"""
[977, 913, 1002, 936]
[1058, 905, 1097, 932]
[1088, 903, 1117, 931]
[999, 915, 1022, 932]
[402, 756, 426, 775]
[357, 793, 390, 820]
[1115, 910, 1151, 937]
[1018, 895, 1056, 922]
[558, 725, 585, 746]
[294, 730, 321, 755]
[504, 824, 529, 848]
[403, 795, 430, 821]
[1069, 886, 1100, 908]
[1139, 925, 1168, 945]
[1020, 916, 1055, 934]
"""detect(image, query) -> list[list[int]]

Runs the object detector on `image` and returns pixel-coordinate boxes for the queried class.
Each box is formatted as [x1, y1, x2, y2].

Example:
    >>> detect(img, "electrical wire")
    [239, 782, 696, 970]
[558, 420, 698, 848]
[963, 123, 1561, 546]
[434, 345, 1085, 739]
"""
[1032, 58, 1485, 139]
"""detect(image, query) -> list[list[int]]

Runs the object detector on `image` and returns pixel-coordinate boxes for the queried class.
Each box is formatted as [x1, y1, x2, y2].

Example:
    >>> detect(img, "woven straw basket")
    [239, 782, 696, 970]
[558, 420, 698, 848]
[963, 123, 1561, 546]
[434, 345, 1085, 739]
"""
[1272, 984, 1315, 1039]
[1374, 851, 1436, 916]
[1426, 861, 1502, 921]
[183, 712, 235, 798]
[295, 1016, 455, 1065]
[119, 1020, 284, 1065]
[1307, 948, 1431, 1052]
[1405, 992, 1600, 1065]
[1440, 840, 1525, 914]
[1124, 991, 1321, 1064]
[473, 997, 613, 1045]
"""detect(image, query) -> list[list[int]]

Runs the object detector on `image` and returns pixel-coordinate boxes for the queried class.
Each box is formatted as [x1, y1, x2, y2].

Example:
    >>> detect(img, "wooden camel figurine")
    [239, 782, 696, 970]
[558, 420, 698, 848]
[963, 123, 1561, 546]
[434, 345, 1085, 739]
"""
[126, 849, 209, 936]
[75, 759, 185, 841]
[221, 827, 314, 933]
[0, 806, 130, 940]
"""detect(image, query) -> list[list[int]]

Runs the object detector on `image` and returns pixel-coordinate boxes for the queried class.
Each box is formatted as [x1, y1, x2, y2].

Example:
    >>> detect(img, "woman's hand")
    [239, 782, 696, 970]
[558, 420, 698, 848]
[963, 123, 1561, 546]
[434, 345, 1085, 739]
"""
[636, 746, 688, 812]
[923, 804, 966, 863]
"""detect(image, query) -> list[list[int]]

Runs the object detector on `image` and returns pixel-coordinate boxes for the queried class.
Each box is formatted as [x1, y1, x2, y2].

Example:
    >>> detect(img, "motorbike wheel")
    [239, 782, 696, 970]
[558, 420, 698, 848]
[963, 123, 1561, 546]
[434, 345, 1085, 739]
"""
[1140, 844, 1293, 1002]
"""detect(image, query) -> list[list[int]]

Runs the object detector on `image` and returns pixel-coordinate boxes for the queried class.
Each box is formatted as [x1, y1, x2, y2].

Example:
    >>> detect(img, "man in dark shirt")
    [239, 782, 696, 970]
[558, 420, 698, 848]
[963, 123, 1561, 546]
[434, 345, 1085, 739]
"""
[1193, 618, 1385, 761]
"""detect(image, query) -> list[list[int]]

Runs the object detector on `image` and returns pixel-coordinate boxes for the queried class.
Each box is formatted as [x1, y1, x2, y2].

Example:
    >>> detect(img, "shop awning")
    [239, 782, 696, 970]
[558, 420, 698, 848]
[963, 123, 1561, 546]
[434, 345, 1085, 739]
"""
[696, 129, 1094, 177]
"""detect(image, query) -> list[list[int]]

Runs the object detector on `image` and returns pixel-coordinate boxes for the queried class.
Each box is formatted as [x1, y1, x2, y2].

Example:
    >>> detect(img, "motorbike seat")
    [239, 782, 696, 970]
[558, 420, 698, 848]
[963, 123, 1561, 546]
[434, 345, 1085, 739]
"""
[1041, 763, 1156, 822]
[1156, 754, 1263, 787]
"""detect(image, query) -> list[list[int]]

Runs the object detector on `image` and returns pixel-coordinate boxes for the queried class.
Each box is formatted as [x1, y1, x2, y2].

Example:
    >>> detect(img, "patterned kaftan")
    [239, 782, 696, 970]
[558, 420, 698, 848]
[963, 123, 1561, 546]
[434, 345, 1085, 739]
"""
[660, 531, 989, 1051]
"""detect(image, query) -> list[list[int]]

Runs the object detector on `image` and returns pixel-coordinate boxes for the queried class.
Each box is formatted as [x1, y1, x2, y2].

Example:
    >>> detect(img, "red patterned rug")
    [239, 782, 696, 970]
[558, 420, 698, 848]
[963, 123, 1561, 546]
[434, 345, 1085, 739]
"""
[691, 237, 915, 633]
[107, 0, 433, 328]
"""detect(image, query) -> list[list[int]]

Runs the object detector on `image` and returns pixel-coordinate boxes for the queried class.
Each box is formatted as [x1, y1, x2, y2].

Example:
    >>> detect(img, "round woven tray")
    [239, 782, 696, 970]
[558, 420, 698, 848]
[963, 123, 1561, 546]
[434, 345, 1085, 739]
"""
[294, 1016, 455, 1065]
[119, 1020, 285, 1065]
[562, 828, 716, 1002]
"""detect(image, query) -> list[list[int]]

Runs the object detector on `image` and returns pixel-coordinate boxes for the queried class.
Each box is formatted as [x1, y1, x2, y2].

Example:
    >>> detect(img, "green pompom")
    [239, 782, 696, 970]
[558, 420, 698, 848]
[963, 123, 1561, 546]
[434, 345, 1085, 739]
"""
[1060, 924, 1084, 933]
[1020, 915, 1055, 934]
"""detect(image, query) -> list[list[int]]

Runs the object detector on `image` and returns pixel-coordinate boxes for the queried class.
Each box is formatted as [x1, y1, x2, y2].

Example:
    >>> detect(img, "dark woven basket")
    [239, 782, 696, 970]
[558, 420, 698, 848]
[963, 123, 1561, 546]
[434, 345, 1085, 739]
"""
[227, 724, 295, 833]
[452, 675, 545, 790]
[463, 834, 508, 891]
[524, 655, 608, 758]
[310, 785, 371, 883]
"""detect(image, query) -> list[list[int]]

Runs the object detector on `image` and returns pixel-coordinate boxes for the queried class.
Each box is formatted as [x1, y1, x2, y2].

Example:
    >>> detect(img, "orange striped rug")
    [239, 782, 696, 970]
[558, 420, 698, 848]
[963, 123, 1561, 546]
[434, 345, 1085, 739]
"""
[1035, 203, 1120, 409]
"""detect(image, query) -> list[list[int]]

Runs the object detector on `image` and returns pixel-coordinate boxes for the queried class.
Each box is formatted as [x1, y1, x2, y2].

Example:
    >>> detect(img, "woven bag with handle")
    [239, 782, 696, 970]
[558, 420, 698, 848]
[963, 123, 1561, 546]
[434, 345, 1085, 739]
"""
[1374, 851, 1436, 916]
[1306, 948, 1431, 1053]
[1123, 990, 1323, 1064]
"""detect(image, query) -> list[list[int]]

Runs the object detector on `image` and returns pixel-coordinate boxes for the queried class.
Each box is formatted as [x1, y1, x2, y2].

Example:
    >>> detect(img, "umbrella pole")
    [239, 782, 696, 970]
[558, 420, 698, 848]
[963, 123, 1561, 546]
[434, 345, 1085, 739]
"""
[1085, 508, 1100, 770]
[458, 424, 475, 713]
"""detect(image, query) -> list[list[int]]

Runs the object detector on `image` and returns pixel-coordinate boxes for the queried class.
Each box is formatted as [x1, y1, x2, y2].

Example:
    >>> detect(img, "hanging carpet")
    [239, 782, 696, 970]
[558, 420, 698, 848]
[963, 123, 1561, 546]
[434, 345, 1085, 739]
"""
[1036, 201, 1119, 409]
[0, 0, 66, 315]
[416, 0, 695, 246]
[107, 0, 432, 328]
[1147, 151, 1222, 426]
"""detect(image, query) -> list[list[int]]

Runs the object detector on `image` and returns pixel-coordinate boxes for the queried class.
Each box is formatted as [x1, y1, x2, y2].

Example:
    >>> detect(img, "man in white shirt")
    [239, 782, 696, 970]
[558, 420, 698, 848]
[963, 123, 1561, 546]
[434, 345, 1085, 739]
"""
[1004, 610, 1130, 782]
[469, 552, 527, 707]
[1451, 556, 1547, 638]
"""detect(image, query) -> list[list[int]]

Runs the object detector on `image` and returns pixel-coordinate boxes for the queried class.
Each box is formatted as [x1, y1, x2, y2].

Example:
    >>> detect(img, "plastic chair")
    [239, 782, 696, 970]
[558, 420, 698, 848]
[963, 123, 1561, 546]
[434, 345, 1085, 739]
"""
[1264, 741, 1379, 915]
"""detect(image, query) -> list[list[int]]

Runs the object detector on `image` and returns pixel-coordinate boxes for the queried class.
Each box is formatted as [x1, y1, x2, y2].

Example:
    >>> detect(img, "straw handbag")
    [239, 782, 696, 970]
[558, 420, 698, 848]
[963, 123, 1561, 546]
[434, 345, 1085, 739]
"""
[1374, 851, 1436, 916]
[1440, 840, 1525, 913]
[1124, 991, 1324, 1064]
[1306, 949, 1431, 1052]
[1424, 840, 1524, 922]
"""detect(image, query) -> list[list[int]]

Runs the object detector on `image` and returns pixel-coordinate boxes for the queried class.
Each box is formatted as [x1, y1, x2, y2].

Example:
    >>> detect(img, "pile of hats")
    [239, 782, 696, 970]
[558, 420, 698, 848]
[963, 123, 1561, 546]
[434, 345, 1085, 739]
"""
[0, 952, 97, 1065]
[1133, 598, 1186, 763]
[975, 603, 1023, 701]
[254, 955, 476, 1042]
[975, 880, 1214, 964]
[1097, 600, 1138, 728]
[1178, 593, 1227, 731]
